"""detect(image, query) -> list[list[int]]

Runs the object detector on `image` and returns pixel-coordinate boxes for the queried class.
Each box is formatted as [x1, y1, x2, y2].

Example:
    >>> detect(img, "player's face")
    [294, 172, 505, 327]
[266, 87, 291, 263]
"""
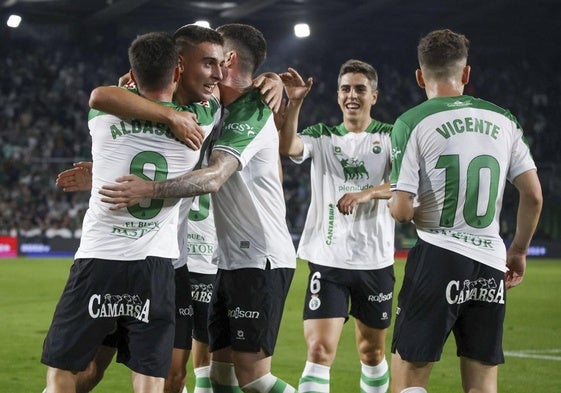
[337, 73, 378, 121]
[177, 42, 225, 104]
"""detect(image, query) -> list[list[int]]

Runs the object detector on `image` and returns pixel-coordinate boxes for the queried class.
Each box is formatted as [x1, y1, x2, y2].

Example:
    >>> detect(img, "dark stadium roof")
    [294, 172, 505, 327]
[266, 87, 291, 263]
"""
[2, 0, 561, 54]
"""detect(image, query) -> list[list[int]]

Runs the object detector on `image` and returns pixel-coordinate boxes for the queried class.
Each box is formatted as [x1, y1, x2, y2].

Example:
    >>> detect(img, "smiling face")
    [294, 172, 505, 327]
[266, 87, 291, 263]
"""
[337, 72, 378, 123]
[176, 41, 225, 104]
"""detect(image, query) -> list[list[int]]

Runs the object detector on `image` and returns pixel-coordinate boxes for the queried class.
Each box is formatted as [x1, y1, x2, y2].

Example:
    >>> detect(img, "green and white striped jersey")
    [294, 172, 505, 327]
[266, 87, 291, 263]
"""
[211, 90, 296, 270]
[77, 95, 220, 261]
[292, 120, 395, 270]
[390, 95, 536, 271]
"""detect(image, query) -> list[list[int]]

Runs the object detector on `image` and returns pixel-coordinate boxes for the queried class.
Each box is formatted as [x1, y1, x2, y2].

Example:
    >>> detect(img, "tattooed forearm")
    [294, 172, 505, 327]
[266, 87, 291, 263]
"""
[152, 150, 239, 198]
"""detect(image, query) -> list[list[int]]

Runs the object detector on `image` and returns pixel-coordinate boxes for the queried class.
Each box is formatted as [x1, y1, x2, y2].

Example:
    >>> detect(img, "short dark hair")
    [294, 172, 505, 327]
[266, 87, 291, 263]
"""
[216, 23, 267, 75]
[338, 59, 378, 90]
[417, 29, 470, 79]
[128, 32, 178, 91]
[173, 24, 224, 56]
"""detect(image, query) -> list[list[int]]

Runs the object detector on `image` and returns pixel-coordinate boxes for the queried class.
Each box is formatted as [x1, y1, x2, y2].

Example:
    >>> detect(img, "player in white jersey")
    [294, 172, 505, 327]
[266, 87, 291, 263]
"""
[99, 23, 298, 393]
[389, 29, 543, 393]
[41, 32, 201, 393]
[278, 60, 394, 393]
[52, 25, 225, 393]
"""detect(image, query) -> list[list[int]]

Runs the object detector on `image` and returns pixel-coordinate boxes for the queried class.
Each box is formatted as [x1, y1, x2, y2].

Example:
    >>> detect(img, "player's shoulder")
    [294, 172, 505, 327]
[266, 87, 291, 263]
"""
[301, 122, 343, 138]
[366, 119, 393, 135]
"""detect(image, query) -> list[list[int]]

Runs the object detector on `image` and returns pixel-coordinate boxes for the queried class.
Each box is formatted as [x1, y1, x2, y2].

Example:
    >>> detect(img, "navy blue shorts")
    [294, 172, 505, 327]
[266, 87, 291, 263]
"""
[303, 262, 395, 329]
[391, 239, 506, 365]
[41, 257, 175, 378]
[208, 264, 294, 356]
[174, 265, 193, 350]
[190, 272, 216, 344]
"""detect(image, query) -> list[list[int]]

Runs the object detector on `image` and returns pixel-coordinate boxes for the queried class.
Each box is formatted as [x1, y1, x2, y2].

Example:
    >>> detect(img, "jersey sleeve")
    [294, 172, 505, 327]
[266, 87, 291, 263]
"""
[390, 117, 419, 195]
[507, 127, 537, 182]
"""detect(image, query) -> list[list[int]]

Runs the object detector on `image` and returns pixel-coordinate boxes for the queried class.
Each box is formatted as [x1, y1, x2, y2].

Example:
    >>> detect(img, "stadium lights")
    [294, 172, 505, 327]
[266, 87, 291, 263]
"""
[294, 23, 310, 38]
[194, 20, 211, 28]
[7, 14, 22, 28]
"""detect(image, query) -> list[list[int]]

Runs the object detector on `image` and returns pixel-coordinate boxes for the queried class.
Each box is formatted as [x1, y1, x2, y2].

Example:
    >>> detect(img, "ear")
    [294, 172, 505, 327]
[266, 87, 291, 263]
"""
[415, 69, 425, 89]
[371, 89, 379, 106]
[178, 55, 185, 73]
[173, 64, 181, 83]
[129, 69, 137, 85]
[462, 65, 471, 85]
[225, 50, 236, 67]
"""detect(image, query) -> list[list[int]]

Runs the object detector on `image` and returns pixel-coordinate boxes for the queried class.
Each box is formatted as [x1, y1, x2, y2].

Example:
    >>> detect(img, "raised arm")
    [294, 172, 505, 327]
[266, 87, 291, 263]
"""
[89, 86, 204, 150]
[99, 150, 239, 210]
[278, 68, 313, 157]
[505, 169, 543, 289]
[253, 72, 284, 113]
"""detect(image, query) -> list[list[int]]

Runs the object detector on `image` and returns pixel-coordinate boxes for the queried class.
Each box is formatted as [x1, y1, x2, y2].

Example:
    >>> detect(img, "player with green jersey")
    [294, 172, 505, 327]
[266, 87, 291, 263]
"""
[389, 29, 543, 393]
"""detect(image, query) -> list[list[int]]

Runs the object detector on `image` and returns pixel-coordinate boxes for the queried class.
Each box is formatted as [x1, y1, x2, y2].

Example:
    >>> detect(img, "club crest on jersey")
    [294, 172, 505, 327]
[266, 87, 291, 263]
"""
[372, 141, 382, 154]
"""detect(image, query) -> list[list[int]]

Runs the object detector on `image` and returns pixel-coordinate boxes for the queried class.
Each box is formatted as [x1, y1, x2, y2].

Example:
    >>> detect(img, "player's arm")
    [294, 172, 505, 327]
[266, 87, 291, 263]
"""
[89, 86, 204, 150]
[278, 68, 313, 157]
[99, 150, 239, 210]
[388, 190, 415, 223]
[505, 169, 543, 289]
[56, 162, 93, 192]
[337, 182, 392, 215]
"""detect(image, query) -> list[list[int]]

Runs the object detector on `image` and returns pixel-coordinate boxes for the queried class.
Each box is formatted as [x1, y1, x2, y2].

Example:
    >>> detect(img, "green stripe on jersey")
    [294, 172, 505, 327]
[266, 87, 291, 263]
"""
[301, 119, 392, 138]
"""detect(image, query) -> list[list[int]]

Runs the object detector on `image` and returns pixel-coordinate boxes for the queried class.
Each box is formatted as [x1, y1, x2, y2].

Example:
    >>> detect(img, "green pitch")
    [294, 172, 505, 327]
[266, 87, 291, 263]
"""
[1, 257, 560, 392]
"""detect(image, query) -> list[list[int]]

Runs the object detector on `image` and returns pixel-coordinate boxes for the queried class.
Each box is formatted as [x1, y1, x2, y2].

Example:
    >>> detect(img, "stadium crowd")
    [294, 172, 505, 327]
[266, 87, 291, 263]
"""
[1, 33, 559, 244]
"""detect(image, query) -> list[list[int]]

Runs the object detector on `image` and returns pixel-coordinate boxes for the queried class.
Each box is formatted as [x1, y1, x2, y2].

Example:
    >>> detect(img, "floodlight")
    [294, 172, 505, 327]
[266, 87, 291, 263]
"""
[294, 23, 310, 38]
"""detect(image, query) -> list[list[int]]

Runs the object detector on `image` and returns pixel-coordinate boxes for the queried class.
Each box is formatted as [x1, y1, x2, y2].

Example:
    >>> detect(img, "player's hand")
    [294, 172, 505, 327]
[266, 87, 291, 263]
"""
[99, 175, 154, 210]
[118, 71, 134, 88]
[274, 98, 288, 130]
[505, 243, 527, 289]
[337, 191, 370, 215]
[56, 162, 93, 192]
[168, 111, 204, 150]
[253, 72, 283, 113]
[279, 67, 313, 101]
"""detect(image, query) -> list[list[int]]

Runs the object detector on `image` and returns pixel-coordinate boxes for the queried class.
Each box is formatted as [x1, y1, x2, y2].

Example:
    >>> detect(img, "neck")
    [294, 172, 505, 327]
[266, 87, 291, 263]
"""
[139, 86, 175, 103]
[343, 117, 372, 133]
[425, 79, 465, 99]
[219, 72, 252, 106]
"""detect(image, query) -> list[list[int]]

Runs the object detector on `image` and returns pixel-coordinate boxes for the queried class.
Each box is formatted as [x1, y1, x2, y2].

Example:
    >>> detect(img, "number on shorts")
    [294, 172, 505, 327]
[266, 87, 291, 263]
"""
[127, 151, 168, 220]
[309, 271, 321, 294]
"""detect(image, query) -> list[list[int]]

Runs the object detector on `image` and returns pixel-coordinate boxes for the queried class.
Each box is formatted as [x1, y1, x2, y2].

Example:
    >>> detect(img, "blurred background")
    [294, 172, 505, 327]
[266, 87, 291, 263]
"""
[1, 0, 560, 257]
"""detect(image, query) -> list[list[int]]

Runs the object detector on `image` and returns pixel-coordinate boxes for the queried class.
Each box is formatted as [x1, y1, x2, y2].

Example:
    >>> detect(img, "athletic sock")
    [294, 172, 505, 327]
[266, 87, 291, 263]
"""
[360, 358, 389, 393]
[182, 386, 188, 393]
[400, 388, 427, 393]
[241, 373, 297, 393]
[209, 361, 244, 393]
[298, 361, 330, 393]
[193, 366, 212, 393]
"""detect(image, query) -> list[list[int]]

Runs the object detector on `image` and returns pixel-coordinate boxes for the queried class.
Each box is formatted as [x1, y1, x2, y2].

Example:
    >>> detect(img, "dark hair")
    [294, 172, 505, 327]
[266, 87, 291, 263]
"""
[216, 23, 267, 75]
[128, 32, 178, 91]
[338, 59, 378, 90]
[417, 29, 470, 78]
[173, 24, 224, 56]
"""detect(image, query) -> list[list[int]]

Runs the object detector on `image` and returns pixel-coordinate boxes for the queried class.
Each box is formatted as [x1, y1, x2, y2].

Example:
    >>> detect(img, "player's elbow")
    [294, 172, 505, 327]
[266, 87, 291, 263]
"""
[391, 208, 414, 224]
[89, 87, 105, 110]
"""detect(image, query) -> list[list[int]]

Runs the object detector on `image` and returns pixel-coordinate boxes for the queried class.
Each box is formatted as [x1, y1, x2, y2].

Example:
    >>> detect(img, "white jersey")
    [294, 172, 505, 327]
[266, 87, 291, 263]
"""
[176, 194, 218, 274]
[390, 95, 536, 272]
[211, 90, 296, 270]
[77, 96, 219, 261]
[292, 120, 395, 270]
